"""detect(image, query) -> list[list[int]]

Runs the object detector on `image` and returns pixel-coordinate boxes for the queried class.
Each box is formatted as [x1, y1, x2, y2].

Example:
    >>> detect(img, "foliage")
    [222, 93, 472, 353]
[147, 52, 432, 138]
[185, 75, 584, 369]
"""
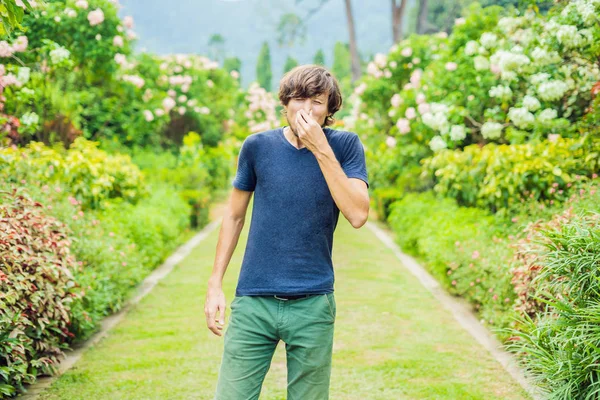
[422, 136, 599, 213]
[0, 188, 82, 397]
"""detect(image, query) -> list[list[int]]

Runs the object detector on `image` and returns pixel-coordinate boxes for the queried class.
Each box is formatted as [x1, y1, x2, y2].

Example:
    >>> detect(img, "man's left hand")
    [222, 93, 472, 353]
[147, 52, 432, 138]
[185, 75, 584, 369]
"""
[295, 109, 328, 154]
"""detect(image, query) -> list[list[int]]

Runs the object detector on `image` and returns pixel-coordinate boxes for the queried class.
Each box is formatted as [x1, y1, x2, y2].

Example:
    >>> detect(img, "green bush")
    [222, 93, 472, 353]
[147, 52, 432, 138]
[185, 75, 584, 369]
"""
[422, 136, 599, 213]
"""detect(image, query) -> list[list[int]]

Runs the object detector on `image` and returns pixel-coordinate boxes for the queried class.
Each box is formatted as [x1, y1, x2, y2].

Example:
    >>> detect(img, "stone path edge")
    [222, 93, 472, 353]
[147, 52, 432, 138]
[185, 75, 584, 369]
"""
[366, 221, 545, 400]
[17, 219, 222, 400]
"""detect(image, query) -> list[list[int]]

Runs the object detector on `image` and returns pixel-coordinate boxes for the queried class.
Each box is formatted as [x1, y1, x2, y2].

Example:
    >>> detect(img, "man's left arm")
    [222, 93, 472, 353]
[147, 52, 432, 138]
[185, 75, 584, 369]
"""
[296, 110, 369, 229]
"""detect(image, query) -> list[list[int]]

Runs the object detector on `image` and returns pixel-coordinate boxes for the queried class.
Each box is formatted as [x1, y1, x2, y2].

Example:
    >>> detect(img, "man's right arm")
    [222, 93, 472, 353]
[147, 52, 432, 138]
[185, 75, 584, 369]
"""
[204, 187, 253, 336]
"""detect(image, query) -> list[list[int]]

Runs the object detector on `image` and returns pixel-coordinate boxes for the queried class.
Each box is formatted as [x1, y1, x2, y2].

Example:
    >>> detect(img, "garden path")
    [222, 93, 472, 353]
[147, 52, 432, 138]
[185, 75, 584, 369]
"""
[33, 207, 532, 400]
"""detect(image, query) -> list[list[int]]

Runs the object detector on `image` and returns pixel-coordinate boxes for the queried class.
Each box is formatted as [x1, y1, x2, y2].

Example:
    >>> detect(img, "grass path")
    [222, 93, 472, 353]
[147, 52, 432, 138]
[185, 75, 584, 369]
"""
[36, 212, 531, 399]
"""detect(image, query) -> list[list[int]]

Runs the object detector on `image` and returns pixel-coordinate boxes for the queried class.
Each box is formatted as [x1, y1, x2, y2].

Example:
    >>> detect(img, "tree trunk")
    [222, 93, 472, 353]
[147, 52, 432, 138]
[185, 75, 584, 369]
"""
[391, 0, 407, 43]
[416, 0, 428, 34]
[343, 0, 361, 82]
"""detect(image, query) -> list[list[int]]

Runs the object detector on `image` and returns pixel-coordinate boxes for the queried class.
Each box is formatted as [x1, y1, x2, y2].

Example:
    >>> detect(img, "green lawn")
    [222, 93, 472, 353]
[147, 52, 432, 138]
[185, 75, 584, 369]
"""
[36, 213, 531, 399]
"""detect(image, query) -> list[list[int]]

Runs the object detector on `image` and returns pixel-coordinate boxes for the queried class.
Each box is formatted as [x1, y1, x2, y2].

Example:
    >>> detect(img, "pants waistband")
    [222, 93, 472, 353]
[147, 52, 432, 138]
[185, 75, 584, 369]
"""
[273, 294, 318, 301]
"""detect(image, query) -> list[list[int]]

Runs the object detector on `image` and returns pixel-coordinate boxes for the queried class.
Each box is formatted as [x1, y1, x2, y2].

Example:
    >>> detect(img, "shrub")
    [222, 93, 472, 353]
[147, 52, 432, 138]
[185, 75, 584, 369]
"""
[0, 188, 82, 398]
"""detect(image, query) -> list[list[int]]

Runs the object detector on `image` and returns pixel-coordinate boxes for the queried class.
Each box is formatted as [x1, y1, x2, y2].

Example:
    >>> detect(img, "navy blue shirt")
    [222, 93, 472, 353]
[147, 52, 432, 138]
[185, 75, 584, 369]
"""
[233, 126, 369, 296]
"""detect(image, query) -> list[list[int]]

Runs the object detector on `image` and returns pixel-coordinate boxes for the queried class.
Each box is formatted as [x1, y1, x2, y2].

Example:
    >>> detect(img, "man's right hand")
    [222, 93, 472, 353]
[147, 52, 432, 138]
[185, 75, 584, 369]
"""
[205, 285, 227, 336]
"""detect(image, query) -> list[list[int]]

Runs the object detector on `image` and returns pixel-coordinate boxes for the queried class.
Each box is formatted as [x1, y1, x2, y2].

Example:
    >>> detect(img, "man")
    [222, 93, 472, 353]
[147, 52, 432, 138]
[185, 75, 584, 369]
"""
[205, 64, 369, 399]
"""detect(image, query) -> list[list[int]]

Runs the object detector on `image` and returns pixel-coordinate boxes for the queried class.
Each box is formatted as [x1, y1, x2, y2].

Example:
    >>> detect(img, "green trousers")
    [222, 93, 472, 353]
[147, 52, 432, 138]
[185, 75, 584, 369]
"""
[215, 293, 337, 400]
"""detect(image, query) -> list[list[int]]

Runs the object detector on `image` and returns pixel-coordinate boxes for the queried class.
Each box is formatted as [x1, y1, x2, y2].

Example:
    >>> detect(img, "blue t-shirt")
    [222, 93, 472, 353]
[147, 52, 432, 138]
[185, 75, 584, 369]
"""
[232, 126, 369, 296]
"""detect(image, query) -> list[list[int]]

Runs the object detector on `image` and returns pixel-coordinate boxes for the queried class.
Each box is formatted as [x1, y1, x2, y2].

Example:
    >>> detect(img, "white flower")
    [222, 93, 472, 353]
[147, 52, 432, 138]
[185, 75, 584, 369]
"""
[401, 47, 412, 57]
[430, 103, 449, 114]
[498, 17, 523, 33]
[113, 36, 124, 47]
[489, 50, 530, 72]
[455, 17, 466, 26]
[429, 136, 447, 152]
[154, 108, 165, 117]
[537, 80, 569, 101]
[522, 95, 541, 112]
[422, 111, 449, 133]
[480, 33, 497, 49]
[49, 46, 70, 64]
[391, 94, 402, 108]
[537, 108, 558, 123]
[374, 53, 387, 68]
[530, 73, 551, 85]
[474, 56, 490, 71]
[16, 67, 30, 85]
[396, 118, 411, 134]
[75, 0, 88, 9]
[508, 107, 535, 129]
[465, 41, 478, 56]
[489, 85, 512, 100]
[548, 133, 560, 142]
[65, 8, 77, 17]
[21, 112, 39, 126]
[405, 107, 416, 120]
[556, 25, 591, 49]
[530, 47, 562, 67]
[178, 94, 187, 103]
[417, 103, 430, 114]
[114, 53, 127, 65]
[386, 136, 397, 148]
[481, 122, 503, 139]
[449, 125, 467, 141]
[143, 110, 154, 122]
[416, 93, 426, 104]
[54, 16, 61, 22]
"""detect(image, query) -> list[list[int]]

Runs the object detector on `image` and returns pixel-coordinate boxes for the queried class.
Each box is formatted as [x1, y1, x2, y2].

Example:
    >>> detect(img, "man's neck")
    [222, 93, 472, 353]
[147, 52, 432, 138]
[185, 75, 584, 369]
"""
[283, 126, 305, 149]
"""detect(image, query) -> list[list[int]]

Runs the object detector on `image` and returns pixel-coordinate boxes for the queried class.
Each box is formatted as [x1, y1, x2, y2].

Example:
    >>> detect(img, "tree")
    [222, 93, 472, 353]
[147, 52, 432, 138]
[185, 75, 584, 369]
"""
[343, 0, 360, 82]
[223, 57, 241, 73]
[276, 13, 306, 47]
[416, 0, 428, 34]
[276, 0, 360, 81]
[313, 49, 325, 66]
[391, 0, 408, 43]
[256, 41, 272, 91]
[207, 34, 226, 63]
[332, 42, 351, 82]
[283, 56, 299, 74]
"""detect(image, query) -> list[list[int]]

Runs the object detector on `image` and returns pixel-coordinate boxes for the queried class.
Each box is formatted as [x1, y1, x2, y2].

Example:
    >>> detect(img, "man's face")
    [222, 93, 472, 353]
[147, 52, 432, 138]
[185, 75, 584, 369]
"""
[284, 91, 329, 135]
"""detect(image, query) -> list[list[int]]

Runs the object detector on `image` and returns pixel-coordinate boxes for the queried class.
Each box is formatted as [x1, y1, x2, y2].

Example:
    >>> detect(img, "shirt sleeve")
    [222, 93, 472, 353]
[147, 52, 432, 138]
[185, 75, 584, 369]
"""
[341, 133, 369, 189]
[232, 137, 257, 192]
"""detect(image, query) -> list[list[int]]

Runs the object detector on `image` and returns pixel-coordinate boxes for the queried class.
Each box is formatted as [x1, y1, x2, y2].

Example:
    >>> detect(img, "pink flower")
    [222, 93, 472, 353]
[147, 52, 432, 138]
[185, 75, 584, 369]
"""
[445, 62, 458, 71]
[593, 173, 598, 179]
[470, 282, 474, 286]
[122, 262, 127, 266]
[68, 196, 78, 205]
[511, 217, 518, 223]
[143, 110, 154, 122]
[75, 0, 88, 9]
[405, 107, 416, 120]
[178, 106, 186, 115]
[417, 103, 430, 114]
[490, 64, 501, 74]
[87, 9, 105, 26]
[114, 53, 126, 65]
[401, 47, 413, 57]
[396, 118, 411, 134]
[471, 250, 480, 259]
[391, 94, 402, 108]
[126, 30, 137, 40]
[12, 36, 28, 52]
[416, 93, 426, 104]
[78, 211, 84, 217]
[492, 294, 498, 301]
[109, 232, 115, 237]
[0, 41, 14, 58]
[455, 241, 460, 247]
[385, 136, 397, 148]
[123, 16, 134, 29]
[548, 133, 560, 142]
[452, 280, 457, 286]
[162, 97, 176, 112]
[113, 36, 124, 47]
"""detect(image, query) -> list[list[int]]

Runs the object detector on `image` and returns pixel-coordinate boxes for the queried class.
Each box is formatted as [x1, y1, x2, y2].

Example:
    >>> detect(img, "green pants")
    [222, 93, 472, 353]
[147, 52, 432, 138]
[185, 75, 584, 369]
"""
[215, 293, 337, 400]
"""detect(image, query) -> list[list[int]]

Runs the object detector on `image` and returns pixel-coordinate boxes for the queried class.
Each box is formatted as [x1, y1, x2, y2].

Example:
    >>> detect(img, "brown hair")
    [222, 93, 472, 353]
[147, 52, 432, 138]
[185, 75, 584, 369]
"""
[278, 64, 343, 127]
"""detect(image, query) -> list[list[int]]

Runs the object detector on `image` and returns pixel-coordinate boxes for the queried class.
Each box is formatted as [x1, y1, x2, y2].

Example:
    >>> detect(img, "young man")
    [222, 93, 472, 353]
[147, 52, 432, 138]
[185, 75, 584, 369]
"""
[205, 64, 369, 399]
